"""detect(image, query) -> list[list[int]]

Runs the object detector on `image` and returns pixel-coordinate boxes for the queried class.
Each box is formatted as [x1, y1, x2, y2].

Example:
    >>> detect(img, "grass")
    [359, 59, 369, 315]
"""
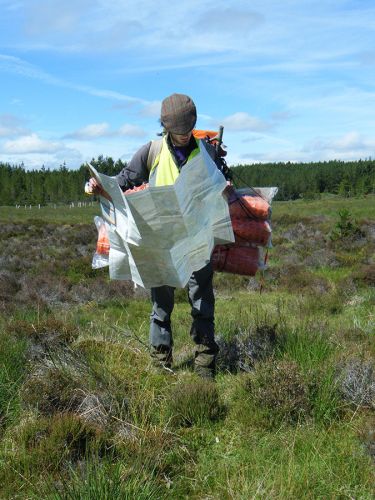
[0, 203, 98, 224]
[0, 195, 374, 498]
[173, 422, 374, 499]
[0, 332, 27, 428]
[273, 193, 375, 220]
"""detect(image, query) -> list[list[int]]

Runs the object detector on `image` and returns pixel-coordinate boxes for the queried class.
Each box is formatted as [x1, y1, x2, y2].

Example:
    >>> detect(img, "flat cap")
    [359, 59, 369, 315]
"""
[160, 93, 197, 134]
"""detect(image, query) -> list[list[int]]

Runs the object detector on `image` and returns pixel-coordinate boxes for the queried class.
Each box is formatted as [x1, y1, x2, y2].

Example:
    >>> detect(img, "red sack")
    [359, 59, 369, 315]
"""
[232, 218, 271, 246]
[212, 245, 260, 276]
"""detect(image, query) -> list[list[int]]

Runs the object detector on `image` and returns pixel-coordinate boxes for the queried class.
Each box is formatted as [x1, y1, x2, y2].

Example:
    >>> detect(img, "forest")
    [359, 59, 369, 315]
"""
[0, 156, 374, 205]
[234, 158, 375, 200]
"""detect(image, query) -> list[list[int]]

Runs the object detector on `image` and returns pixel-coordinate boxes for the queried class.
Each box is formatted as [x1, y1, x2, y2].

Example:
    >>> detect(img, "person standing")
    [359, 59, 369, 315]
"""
[87, 93, 230, 378]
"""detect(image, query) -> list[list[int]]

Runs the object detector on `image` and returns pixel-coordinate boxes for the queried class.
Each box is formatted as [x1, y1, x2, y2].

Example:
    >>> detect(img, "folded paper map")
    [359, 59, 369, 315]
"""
[89, 143, 234, 288]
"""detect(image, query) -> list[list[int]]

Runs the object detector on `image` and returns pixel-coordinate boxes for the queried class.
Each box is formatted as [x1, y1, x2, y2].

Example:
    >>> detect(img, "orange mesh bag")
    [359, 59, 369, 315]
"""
[229, 193, 270, 220]
[92, 216, 110, 269]
[226, 185, 270, 220]
[96, 219, 110, 255]
[232, 218, 271, 246]
[212, 245, 260, 276]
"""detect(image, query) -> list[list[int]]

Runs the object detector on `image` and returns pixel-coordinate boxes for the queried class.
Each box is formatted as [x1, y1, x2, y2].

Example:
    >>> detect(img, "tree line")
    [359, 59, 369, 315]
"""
[0, 156, 124, 206]
[232, 159, 375, 200]
[0, 157, 374, 205]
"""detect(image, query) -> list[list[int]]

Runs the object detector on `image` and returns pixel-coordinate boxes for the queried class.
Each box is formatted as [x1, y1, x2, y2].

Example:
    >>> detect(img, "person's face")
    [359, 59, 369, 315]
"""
[170, 130, 193, 147]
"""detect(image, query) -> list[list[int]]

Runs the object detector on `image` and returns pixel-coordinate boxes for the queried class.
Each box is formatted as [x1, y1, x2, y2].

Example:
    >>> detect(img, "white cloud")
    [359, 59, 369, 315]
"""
[66, 122, 111, 139]
[0, 149, 84, 170]
[304, 131, 375, 153]
[3, 133, 63, 154]
[118, 124, 146, 137]
[65, 122, 147, 140]
[331, 132, 367, 151]
[221, 112, 271, 132]
[229, 129, 375, 165]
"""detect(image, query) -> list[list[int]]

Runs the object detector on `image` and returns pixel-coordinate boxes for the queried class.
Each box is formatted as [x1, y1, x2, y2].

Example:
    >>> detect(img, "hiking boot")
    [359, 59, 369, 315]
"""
[150, 345, 173, 371]
[194, 343, 219, 379]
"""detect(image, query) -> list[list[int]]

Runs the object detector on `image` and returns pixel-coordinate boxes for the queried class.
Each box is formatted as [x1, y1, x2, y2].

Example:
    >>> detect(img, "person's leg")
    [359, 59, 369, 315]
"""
[188, 262, 219, 378]
[149, 285, 175, 367]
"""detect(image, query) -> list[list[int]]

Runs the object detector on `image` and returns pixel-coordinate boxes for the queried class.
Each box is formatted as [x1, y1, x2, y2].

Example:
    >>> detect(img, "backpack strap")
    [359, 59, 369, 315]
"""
[147, 139, 163, 172]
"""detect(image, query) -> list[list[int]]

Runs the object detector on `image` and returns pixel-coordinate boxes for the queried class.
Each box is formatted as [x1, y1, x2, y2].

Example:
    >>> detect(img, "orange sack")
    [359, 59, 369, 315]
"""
[96, 222, 110, 256]
[232, 218, 271, 246]
[212, 245, 260, 276]
[226, 186, 270, 220]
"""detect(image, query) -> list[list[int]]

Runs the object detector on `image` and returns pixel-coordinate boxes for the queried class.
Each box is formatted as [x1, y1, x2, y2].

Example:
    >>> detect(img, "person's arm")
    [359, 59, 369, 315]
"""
[85, 142, 152, 197]
[116, 142, 152, 191]
[85, 177, 112, 200]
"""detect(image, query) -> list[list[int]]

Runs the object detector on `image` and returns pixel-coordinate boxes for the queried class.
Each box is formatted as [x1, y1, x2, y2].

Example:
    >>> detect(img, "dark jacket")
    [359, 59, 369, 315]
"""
[116, 134, 226, 191]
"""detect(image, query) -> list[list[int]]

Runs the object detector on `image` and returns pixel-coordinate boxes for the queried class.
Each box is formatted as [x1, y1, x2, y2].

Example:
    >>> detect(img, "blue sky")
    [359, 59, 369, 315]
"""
[0, 0, 374, 170]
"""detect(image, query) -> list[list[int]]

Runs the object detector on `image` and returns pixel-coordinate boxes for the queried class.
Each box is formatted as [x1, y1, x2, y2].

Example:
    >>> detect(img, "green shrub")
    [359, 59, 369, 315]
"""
[330, 209, 363, 241]
[65, 256, 97, 284]
[243, 360, 312, 428]
[166, 378, 225, 427]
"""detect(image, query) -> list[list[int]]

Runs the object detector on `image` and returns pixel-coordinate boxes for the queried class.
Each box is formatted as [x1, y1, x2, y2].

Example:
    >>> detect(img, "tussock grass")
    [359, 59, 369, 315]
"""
[50, 460, 163, 500]
[166, 376, 225, 427]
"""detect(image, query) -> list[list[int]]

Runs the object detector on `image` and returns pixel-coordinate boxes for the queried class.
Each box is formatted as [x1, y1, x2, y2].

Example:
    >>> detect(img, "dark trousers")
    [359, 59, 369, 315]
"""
[149, 262, 216, 350]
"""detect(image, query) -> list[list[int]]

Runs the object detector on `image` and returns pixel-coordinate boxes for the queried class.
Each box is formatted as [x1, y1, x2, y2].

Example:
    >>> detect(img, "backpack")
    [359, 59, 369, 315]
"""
[146, 129, 230, 178]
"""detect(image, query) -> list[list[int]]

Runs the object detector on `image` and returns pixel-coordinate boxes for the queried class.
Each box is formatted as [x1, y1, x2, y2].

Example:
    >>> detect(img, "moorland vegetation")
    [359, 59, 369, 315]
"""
[0, 194, 374, 498]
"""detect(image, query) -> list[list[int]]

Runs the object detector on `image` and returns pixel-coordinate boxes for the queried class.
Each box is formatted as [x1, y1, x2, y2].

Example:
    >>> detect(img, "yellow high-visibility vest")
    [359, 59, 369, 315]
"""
[150, 136, 201, 186]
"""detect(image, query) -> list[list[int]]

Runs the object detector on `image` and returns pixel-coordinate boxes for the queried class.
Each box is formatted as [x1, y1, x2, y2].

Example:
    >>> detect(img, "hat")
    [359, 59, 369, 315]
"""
[160, 93, 197, 134]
